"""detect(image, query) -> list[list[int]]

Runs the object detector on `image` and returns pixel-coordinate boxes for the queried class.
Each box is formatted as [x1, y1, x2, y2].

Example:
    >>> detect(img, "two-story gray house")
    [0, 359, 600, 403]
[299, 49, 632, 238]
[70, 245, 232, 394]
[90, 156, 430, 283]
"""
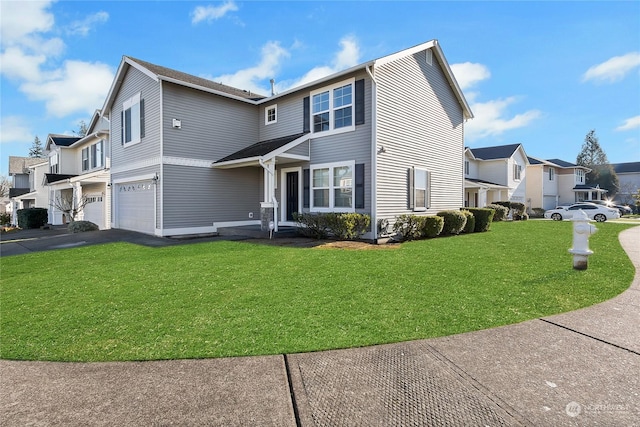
[101, 40, 472, 241]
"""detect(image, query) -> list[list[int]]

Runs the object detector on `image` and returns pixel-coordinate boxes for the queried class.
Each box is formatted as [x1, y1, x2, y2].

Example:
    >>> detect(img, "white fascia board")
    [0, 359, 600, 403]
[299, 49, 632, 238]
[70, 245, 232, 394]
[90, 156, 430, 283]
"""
[69, 170, 109, 184]
[212, 156, 262, 169]
[158, 76, 259, 105]
[264, 134, 310, 161]
[68, 131, 108, 149]
[374, 40, 438, 67]
[464, 147, 476, 160]
[101, 56, 160, 113]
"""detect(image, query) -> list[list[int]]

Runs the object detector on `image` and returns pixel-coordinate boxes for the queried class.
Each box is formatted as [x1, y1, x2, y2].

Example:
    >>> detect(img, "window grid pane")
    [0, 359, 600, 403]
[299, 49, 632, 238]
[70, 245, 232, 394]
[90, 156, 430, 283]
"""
[313, 189, 329, 207]
[334, 188, 352, 208]
[312, 91, 329, 114]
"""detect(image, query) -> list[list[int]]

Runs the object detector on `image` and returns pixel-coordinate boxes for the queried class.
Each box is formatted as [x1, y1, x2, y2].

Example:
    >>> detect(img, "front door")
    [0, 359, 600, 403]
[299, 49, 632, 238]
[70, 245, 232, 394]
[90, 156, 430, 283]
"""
[286, 171, 299, 221]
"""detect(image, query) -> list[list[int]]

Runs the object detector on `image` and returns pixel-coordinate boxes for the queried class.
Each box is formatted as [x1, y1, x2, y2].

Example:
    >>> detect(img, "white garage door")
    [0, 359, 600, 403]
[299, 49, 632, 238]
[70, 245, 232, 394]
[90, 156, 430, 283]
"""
[83, 194, 104, 229]
[116, 181, 155, 234]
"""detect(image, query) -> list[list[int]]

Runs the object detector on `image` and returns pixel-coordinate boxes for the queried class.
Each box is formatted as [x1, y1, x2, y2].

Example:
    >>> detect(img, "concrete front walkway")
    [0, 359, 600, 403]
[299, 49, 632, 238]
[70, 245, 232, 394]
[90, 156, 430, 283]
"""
[1, 227, 638, 426]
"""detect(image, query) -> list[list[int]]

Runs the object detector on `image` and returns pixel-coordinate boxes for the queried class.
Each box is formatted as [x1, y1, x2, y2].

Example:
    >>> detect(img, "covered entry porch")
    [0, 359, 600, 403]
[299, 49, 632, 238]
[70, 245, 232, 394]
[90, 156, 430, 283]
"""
[464, 178, 509, 207]
[213, 133, 311, 233]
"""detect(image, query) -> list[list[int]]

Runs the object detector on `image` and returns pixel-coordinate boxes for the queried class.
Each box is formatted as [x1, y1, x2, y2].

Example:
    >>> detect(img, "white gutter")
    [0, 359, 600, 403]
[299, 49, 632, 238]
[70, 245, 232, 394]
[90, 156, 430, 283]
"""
[366, 64, 379, 241]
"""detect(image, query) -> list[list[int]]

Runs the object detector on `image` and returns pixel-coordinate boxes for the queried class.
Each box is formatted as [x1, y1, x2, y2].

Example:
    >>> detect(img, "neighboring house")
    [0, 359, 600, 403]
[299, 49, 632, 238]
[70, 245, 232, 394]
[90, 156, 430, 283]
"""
[463, 143, 528, 208]
[612, 162, 640, 206]
[44, 111, 111, 228]
[8, 156, 47, 225]
[526, 157, 597, 210]
[102, 40, 472, 240]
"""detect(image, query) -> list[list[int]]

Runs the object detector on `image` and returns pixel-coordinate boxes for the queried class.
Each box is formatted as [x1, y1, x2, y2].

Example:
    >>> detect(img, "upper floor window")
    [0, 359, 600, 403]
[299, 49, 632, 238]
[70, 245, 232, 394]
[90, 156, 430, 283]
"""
[82, 147, 90, 171]
[91, 140, 104, 168]
[265, 105, 277, 125]
[576, 169, 585, 184]
[122, 93, 144, 146]
[310, 161, 355, 212]
[464, 160, 470, 176]
[513, 163, 522, 180]
[548, 167, 555, 181]
[50, 153, 59, 174]
[311, 78, 354, 135]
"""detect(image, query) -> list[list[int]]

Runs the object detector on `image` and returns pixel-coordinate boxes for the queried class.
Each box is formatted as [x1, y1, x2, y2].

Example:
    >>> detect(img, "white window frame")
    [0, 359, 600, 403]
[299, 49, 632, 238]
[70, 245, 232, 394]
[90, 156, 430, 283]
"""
[265, 104, 277, 125]
[82, 147, 90, 171]
[50, 152, 59, 174]
[91, 140, 104, 169]
[464, 160, 470, 176]
[413, 166, 430, 211]
[513, 163, 522, 181]
[310, 78, 355, 136]
[576, 169, 585, 184]
[548, 167, 555, 181]
[123, 92, 141, 146]
[310, 161, 355, 213]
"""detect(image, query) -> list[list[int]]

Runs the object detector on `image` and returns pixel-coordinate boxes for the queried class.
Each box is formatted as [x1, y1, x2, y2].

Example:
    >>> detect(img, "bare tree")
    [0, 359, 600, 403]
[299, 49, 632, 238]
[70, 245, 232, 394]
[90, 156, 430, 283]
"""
[73, 120, 88, 138]
[0, 174, 10, 198]
[52, 193, 93, 222]
[618, 182, 637, 205]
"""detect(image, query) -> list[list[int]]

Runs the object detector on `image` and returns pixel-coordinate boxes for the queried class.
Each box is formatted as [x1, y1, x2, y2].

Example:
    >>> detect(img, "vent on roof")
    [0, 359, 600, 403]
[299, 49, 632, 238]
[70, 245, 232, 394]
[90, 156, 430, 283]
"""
[426, 49, 433, 66]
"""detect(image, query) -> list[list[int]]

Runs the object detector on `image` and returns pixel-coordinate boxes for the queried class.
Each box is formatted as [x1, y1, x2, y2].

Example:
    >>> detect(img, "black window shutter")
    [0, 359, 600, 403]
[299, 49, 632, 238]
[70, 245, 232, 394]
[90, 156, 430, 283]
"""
[303, 169, 310, 208]
[355, 163, 365, 209]
[140, 98, 145, 138]
[355, 79, 365, 125]
[120, 111, 124, 145]
[408, 168, 415, 209]
[303, 96, 310, 133]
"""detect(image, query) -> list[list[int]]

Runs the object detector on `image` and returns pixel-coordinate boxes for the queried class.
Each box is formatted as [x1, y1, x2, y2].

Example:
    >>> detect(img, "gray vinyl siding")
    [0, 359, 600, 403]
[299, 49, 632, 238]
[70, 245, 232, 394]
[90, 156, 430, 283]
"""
[162, 164, 261, 228]
[375, 49, 464, 222]
[285, 140, 310, 157]
[110, 66, 162, 167]
[162, 82, 259, 160]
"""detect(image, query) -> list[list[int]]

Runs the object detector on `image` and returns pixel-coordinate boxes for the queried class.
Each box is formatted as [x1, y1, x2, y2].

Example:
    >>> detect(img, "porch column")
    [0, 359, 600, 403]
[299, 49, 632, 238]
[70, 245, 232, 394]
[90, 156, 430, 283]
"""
[259, 159, 278, 232]
[74, 182, 84, 221]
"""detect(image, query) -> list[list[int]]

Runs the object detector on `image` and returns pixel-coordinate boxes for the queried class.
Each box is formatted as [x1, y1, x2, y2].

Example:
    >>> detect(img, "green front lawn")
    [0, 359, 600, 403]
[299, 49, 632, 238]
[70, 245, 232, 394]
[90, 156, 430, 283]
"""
[1, 221, 635, 362]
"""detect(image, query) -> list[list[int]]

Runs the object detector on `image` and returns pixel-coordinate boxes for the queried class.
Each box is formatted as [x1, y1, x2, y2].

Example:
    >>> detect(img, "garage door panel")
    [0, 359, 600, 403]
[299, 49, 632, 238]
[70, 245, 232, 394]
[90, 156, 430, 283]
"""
[83, 194, 104, 229]
[117, 181, 154, 234]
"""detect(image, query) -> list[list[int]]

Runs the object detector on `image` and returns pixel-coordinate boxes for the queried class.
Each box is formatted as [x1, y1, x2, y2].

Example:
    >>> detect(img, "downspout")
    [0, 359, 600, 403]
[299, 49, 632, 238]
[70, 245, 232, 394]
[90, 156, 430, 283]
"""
[366, 64, 378, 242]
[259, 158, 278, 232]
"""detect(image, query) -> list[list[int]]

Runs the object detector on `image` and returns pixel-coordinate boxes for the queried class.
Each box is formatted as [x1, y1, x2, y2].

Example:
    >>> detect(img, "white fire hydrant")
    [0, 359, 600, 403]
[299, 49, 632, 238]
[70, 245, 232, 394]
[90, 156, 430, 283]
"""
[568, 210, 598, 270]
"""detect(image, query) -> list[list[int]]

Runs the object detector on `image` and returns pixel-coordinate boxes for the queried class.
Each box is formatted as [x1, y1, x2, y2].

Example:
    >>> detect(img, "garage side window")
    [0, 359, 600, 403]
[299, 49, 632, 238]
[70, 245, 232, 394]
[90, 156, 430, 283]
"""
[121, 93, 145, 146]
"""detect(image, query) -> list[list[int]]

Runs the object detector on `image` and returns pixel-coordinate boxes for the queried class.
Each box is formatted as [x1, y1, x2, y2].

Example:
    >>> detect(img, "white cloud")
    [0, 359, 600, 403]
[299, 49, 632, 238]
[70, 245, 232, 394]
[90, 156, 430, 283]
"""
[0, 116, 34, 144]
[0, 0, 55, 48]
[192, 1, 238, 24]
[0, 47, 46, 81]
[615, 115, 640, 131]
[465, 97, 542, 141]
[20, 60, 114, 118]
[279, 35, 361, 91]
[209, 41, 290, 95]
[582, 52, 640, 84]
[67, 11, 109, 36]
[450, 62, 491, 91]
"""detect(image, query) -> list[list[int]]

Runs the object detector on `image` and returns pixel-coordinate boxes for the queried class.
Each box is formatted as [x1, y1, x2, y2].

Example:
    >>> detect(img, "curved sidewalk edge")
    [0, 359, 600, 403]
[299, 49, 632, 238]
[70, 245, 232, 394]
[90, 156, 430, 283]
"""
[2, 227, 639, 426]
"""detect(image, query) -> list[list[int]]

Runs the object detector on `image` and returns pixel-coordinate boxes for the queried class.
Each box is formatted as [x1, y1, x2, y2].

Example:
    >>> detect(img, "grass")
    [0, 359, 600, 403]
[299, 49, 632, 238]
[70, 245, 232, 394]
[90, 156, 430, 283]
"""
[0, 221, 635, 362]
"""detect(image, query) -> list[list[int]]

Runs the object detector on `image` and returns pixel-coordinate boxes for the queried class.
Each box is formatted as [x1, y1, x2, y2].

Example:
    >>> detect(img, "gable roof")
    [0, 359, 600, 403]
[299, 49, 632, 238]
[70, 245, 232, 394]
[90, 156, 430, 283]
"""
[612, 162, 640, 174]
[46, 134, 82, 151]
[8, 156, 45, 175]
[468, 143, 522, 160]
[102, 40, 472, 121]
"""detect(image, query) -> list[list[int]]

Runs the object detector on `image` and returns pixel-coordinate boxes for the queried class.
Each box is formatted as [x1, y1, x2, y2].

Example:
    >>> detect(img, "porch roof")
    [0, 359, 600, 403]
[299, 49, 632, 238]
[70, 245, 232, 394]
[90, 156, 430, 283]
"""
[573, 184, 607, 193]
[213, 133, 310, 169]
[9, 188, 31, 198]
[44, 173, 77, 184]
[464, 178, 508, 190]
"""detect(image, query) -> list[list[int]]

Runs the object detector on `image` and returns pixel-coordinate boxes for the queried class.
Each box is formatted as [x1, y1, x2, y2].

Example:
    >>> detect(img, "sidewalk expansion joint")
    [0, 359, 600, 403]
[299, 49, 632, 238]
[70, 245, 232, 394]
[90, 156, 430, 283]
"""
[423, 343, 533, 427]
[540, 319, 640, 356]
[283, 354, 302, 427]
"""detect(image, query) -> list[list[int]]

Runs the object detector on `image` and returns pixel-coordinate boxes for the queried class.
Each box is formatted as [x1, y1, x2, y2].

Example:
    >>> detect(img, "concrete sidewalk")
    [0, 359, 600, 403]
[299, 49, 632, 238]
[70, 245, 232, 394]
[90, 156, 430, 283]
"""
[1, 227, 638, 426]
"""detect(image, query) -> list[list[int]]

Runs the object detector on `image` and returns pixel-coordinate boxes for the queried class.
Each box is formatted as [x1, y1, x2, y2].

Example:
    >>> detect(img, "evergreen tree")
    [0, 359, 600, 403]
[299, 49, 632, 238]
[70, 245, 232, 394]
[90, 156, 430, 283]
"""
[576, 130, 619, 197]
[29, 136, 44, 158]
[74, 120, 88, 137]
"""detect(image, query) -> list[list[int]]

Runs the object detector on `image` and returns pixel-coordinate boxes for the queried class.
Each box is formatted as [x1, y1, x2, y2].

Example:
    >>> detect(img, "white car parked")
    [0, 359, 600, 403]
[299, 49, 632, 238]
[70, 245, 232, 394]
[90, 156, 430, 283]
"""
[544, 203, 620, 222]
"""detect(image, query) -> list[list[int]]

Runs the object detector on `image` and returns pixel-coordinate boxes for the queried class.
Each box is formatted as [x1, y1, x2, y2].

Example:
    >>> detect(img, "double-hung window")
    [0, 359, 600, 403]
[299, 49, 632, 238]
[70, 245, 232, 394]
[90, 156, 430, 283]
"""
[122, 92, 144, 145]
[91, 140, 104, 168]
[311, 78, 354, 135]
[265, 105, 277, 125]
[513, 163, 522, 180]
[548, 167, 554, 181]
[82, 148, 89, 171]
[412, 167, 430, 211]
[310, 161, 354, 212]
[50, 153, 59, 174]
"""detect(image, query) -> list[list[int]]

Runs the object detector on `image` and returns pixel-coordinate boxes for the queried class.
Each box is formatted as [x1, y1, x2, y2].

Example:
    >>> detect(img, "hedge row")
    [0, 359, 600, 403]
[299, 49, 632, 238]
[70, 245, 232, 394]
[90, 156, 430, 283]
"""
[293, 212, 371, 240]
[392, 214, 444, 241]
[17, 208, 48, 229]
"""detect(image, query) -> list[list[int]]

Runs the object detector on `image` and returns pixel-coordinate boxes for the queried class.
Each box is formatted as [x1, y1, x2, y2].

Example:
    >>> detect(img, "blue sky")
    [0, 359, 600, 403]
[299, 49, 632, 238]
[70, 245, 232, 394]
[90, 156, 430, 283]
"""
[1, 1, 639, 177]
